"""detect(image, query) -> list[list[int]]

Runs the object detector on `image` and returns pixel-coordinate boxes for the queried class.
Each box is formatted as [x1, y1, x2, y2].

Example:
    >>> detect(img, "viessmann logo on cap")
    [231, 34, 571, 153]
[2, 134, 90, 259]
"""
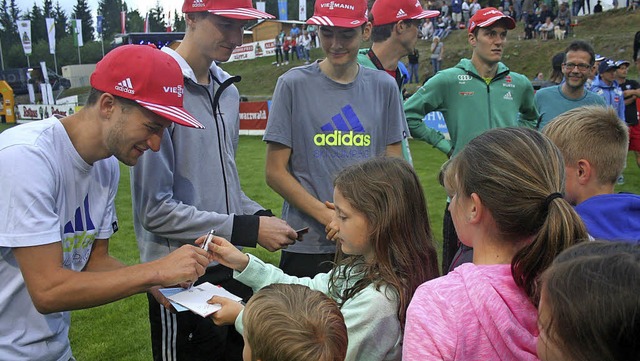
[321, 1, 356, 10]
[163, 85, 184, 98]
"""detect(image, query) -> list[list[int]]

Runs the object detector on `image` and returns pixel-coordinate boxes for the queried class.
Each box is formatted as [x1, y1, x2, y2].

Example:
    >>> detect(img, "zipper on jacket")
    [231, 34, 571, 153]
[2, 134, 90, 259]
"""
[191, 72, 241, 214]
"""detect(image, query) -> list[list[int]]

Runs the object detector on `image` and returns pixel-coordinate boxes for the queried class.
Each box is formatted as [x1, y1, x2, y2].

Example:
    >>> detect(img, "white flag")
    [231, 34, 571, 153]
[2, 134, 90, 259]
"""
[46, 18, 56, 55]
[256, 1, 266, 13]
[298, 0, 306, 20]
[17, 20, 32, 55]
[74, 19, 83, 47]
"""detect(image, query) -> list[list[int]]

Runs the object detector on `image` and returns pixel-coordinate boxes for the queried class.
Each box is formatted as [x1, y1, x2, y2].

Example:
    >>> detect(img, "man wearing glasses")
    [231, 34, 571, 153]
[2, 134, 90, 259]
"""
[535, 40, 606, 130]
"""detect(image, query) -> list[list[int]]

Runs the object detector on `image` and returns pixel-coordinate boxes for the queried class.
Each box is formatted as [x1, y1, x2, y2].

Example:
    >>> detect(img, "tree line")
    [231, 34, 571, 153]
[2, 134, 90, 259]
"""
[2, 0, 316, 72]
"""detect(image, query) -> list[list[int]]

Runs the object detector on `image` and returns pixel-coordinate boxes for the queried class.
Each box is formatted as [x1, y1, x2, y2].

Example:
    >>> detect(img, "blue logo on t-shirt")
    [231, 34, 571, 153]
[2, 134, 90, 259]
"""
[314, 105, 371, 147]
[62, 194, 96, 267]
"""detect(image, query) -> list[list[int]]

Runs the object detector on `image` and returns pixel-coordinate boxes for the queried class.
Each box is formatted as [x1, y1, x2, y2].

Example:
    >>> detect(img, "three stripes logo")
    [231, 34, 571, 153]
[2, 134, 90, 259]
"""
[396, 9, 407, 18]
[314, 105, 371, 147]
[192, 0, 205, 8]
[62, 195, 97, 266]
[115, 77, 135, 94]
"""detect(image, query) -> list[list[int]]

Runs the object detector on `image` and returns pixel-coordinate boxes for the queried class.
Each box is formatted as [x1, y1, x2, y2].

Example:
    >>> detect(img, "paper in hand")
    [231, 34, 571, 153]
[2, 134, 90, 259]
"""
[166, 282, 243, 317]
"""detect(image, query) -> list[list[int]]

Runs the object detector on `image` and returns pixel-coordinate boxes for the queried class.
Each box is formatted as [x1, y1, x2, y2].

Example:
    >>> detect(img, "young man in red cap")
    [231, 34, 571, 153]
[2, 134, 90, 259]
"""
[357, 0, 440, 163]
[263, 0, 408, 279]
[404, 7, 538, 274]
[130, 1, 297, 360]
[0, 44, 212, 361]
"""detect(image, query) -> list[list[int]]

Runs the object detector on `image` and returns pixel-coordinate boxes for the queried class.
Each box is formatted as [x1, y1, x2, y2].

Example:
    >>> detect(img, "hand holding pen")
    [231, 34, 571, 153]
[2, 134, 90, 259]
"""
[189, 229, 216, 290]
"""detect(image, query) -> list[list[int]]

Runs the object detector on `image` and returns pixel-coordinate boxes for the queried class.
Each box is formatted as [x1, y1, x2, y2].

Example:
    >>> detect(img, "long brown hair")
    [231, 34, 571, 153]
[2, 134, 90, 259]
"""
[328, 157, 439, 328]
[444, 127, 588, 304]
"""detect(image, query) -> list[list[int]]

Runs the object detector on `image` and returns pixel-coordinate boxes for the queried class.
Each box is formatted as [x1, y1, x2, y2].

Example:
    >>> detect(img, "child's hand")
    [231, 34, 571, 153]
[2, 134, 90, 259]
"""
[324, 201, 339, 241]
[196, 235, 250, 272]
[208, 296, 244, 326]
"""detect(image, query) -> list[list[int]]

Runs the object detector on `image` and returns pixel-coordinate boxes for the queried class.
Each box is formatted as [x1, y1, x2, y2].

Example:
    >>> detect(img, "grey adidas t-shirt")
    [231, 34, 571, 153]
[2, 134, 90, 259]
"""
[264, 62, 408, 253]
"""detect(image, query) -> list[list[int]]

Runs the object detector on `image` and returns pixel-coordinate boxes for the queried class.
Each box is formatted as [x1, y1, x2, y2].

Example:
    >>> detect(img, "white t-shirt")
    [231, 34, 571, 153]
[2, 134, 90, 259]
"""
[0, 117, 119, 360]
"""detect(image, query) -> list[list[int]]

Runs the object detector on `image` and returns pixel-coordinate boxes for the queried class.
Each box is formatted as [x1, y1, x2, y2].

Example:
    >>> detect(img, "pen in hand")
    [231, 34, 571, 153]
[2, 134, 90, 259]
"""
[189, 229, 216, 290]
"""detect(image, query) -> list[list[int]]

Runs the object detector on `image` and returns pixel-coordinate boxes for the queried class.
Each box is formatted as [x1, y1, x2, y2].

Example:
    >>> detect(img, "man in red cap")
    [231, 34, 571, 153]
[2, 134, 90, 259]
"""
[130, 1, 297, 360]
[404, 7, 538, 274]
[357, 0, 440, 163]
[263, 0, 407, 281]
[0, 44, 212, 361]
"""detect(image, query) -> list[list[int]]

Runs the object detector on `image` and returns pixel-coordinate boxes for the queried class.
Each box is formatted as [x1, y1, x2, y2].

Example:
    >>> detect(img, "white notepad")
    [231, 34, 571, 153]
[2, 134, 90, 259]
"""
[166, 282, 243, 317]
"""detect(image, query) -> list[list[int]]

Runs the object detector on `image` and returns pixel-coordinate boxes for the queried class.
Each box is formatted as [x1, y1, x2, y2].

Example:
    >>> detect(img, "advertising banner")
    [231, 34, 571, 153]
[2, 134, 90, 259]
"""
[228, 39, 276, 62]
[17, 20, 32, 55]
[278, 0, 288, 20]
[17, 104, 77, 121]
[46, 18, 56, 54]
[239, 101, 269, 130]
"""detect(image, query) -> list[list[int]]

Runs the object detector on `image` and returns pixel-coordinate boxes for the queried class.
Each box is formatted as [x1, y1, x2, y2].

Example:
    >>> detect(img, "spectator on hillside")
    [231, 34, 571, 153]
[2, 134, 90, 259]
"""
[470, 0, 482, 15]
[408, 48, 421, 84]
[538, 16, 554, 40]
[555, 2, 571, 35]
[283, 36, 291, 65]
[452, 0, 463, 25]
[524, 9, 539, 39]
[421, 19, 435, 39]
[594, 0, 603, 12]
[535, 4, 554, 34]
[586, 53, 606, 89]
[441, 1, 450, 17]
[274, 30, 284, 66]
[462, 0, 471, 26]
[430, 36, 444, 73]
[573, 0, 585, 15]
[306, 24, 317, 47]
[289, 23, 300, 38]
[300, 31, 311, 64]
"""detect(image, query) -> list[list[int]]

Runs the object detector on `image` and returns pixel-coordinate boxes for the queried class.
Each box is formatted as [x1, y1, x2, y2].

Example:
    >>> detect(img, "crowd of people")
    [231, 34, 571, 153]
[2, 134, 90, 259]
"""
[0, 0, 639, 361]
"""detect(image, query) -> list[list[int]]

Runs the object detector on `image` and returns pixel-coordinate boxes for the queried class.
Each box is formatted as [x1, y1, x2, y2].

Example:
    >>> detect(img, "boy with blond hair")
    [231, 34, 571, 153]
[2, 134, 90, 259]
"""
[242, 284, 347, 361]
[543, 105, 640, 242]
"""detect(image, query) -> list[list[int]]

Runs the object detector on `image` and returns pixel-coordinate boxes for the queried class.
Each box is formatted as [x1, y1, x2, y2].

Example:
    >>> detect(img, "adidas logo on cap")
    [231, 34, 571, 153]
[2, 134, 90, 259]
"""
[192, 0, 205, 8]
[396, 9, 407, 18]
[115, 78, 135, 94]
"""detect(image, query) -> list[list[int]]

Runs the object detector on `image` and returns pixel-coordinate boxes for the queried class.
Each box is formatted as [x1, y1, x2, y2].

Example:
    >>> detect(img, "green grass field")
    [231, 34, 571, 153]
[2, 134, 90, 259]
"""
[1, 121, 639, 358]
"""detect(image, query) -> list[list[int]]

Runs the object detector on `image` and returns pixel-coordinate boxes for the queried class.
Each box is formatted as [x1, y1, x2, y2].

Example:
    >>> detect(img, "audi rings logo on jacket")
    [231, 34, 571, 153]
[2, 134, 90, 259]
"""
[458, 75, 472, 81]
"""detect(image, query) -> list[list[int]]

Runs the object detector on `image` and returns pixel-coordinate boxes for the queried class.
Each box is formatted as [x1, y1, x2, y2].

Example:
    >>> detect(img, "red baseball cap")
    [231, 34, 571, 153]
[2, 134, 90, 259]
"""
[371, 0, 440, 26]
[182, 0, 275, 19]
[306, 0, 368, 28]
[468, 7, 516, 33]
[91, 45, 204, 129]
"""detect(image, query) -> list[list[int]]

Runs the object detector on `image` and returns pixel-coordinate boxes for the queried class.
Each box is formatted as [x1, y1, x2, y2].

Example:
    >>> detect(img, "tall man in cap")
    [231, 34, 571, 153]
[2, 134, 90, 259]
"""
[357, 0, 440, 163]
[0, 44, 211, 361]
[404, 7, 538, 274]
[130, 1, 297, 360]
[264, 0, 407, 278]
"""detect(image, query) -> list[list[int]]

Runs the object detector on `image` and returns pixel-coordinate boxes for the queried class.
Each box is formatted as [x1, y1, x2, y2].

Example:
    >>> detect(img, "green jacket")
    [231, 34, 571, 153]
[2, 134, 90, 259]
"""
[404, 58, 539, 157]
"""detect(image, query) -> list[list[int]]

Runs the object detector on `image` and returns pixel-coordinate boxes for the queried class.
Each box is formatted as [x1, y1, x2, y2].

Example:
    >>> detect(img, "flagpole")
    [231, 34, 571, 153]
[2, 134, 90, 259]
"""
[53, 53, 58, 74]
[0, 38, 4, 70]
[26, 55, 30, 68]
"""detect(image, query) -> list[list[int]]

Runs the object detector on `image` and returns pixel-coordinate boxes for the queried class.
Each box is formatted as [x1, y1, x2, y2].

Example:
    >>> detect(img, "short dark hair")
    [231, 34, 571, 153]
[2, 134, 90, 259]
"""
[85, 87, 140, 110]
[370, 22, 394, 42]
[564, 40, 596, 65]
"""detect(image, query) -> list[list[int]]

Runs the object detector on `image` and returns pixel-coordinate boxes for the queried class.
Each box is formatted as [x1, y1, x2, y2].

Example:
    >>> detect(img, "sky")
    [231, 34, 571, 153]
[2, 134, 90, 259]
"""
[21, 0, 183, 19]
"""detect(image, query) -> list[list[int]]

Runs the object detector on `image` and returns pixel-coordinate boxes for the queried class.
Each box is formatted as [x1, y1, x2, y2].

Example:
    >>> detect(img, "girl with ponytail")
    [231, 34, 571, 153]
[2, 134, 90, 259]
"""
[403, 127, 589, 361]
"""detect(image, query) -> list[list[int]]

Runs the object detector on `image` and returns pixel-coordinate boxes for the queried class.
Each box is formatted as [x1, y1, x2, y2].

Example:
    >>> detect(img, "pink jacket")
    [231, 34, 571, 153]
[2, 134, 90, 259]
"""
[403, 263, 539, 361]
